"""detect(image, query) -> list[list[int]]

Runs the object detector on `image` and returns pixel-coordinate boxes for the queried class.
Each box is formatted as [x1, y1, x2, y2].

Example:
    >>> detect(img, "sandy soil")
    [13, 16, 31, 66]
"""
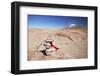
[28, 28, 88, 61]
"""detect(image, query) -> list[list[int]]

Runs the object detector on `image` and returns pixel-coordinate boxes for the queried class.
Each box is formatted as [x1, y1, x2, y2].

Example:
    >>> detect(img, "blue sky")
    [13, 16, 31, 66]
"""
[28, 15, 88, 29]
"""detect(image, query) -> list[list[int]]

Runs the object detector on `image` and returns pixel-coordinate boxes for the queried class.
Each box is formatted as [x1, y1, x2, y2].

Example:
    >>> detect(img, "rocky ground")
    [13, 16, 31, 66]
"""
[28, 28, 88, 61]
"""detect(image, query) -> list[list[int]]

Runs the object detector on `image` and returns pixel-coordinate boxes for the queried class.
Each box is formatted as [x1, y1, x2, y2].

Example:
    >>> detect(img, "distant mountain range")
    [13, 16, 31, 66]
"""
[67, 24, 78, 28]
[62, 24, 87, 29]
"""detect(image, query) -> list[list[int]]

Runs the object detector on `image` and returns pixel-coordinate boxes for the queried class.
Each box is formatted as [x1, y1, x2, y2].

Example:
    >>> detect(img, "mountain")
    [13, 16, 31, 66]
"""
[61, 24, 80, 29]
[67, 24, 78, 28]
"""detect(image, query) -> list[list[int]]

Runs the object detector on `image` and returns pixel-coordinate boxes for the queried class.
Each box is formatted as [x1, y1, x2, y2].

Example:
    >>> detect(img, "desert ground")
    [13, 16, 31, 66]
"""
[28, 28, 88, 61]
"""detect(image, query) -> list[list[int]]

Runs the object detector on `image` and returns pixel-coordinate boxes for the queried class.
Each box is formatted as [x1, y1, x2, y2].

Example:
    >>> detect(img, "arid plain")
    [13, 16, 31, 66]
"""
[28, 28, 88, 61]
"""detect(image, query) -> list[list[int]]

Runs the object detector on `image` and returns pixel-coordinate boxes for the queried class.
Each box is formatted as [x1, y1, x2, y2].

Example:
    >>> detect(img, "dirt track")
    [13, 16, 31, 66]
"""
[28, 28, 88, 61]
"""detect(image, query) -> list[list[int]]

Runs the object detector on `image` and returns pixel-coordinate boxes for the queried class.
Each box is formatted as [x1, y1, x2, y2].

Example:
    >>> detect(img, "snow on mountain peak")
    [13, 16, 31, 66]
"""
[68, 24, 76, 28]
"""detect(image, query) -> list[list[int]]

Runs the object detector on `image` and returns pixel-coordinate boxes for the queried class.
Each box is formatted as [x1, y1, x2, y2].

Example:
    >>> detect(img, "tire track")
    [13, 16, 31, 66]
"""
[55, 32, 82, 51]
